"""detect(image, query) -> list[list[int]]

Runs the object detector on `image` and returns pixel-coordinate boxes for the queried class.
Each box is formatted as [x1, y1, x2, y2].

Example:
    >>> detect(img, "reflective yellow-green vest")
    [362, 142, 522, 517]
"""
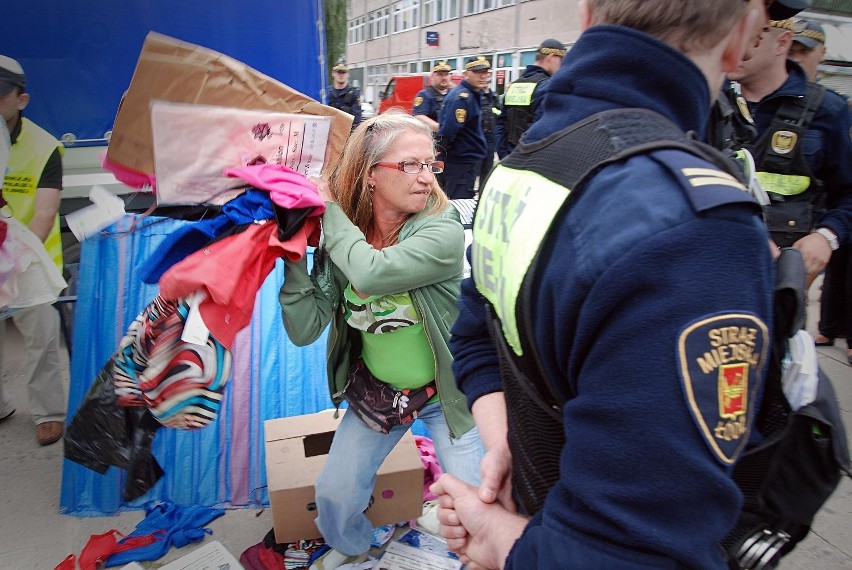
[3, 117, 64, 272]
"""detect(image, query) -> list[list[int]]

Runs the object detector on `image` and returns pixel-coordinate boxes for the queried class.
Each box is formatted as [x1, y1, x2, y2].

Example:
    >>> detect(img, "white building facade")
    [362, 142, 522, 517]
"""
[343, 2, 852, 108]
[344, 0, 582, 106]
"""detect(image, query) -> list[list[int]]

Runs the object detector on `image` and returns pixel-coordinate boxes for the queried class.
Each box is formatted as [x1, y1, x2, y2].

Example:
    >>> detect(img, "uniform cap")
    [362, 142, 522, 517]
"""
[0, 55, 26, 97]
[769, 18, 795, 31]
[432, 61, 452, 73]
[465, 56, 491, 72]
[768, 0, 811, 21]
[792, 20, 826, 49]
[537, 38, 566, 58]
[332, 63, 349, 73]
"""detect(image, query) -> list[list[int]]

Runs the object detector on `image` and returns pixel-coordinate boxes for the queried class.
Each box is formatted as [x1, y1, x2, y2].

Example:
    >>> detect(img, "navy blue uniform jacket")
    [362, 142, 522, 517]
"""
[748, 61, 852, 243]
[451, 25, 775, 569]
[437, 79, 488, 163]
[493, 64, 552, 159]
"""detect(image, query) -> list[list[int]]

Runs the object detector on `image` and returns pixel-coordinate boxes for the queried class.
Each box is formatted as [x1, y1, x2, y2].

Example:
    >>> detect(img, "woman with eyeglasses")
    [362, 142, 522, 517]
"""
[279, 113, 484, 570]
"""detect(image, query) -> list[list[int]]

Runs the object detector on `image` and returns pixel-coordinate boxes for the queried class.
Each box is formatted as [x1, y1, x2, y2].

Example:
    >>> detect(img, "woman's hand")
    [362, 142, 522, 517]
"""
[308, 176, 335, 203]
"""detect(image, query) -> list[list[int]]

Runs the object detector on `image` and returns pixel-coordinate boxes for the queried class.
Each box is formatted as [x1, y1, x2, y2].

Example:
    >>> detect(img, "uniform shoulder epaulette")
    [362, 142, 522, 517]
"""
[649, 149, 759, 214]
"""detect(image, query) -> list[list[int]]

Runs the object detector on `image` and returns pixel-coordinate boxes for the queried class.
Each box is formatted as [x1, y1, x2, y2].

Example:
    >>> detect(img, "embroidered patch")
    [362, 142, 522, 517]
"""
[771, 130, 797, 155]
[677, 313, 769, 465]
[459, 91, 469, 98]
[455, 109, 467, 123]
[735, 95, 754, 124]
[413, 96, 423, 107]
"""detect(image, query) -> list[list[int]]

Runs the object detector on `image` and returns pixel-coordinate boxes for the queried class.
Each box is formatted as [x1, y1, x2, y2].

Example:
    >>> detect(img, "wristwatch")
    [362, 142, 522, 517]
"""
[815, 227, 840, 251]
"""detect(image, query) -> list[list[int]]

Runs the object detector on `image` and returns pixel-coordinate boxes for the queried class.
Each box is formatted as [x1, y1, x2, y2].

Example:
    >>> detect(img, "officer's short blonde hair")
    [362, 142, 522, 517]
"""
[585, 0, 751, 52]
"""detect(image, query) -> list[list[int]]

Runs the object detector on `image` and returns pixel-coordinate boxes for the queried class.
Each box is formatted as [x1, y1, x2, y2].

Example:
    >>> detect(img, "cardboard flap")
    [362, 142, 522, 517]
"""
[106, 31, 352, 178]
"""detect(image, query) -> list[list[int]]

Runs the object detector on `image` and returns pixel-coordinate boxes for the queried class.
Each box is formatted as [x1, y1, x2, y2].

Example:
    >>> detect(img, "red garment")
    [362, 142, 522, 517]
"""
[158, 218, 318, 348]
[55, 529, 162, 570]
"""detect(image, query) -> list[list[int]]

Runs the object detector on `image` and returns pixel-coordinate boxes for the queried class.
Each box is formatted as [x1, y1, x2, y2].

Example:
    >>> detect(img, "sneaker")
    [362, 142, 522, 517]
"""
[0, 408, 14, 423]
[309, 548, 366, 570]
[36, 421, 64, 446]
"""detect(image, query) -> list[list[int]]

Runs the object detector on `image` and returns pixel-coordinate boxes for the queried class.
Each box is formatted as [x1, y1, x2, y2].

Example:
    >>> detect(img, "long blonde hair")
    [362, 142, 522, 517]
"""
[329, 113, 449, 239]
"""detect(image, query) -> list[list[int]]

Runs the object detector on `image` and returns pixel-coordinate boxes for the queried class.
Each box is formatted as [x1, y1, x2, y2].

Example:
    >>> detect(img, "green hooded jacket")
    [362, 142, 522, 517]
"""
[278, 200, 475, 438]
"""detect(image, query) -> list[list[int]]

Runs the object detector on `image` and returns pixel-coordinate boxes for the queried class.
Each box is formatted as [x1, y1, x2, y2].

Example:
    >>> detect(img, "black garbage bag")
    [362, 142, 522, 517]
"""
[64, 359, 164, 502]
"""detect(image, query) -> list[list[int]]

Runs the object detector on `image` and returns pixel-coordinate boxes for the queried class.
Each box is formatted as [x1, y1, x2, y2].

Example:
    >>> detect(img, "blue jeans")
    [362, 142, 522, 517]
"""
[314, 401, 484, 555]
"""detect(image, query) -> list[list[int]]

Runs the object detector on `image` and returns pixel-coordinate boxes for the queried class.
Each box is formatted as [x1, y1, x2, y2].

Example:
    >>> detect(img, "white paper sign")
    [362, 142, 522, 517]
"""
[64, 185, 127, 242]
[151, 101, 331, 205]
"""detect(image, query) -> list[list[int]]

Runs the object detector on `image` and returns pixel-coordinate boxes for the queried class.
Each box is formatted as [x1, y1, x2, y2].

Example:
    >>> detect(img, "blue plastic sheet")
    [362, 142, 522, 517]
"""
[60, 215, 330, 515]
[1, 0, 327, 145]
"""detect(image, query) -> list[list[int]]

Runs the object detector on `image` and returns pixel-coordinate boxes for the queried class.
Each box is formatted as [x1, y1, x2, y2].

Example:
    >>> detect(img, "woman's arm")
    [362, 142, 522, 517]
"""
[321, 203, 464, 295]
[278, 256, 336, 346]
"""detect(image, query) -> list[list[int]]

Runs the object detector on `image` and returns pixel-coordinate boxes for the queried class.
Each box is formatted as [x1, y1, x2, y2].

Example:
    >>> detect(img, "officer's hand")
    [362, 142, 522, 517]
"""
[431, 474, 528, 570]
[478, 447, 516, 513]
[792, 232, 832, 275]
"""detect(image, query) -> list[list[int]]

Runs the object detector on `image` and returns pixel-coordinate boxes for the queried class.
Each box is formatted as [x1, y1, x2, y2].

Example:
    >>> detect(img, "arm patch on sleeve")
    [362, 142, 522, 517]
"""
[677, 312, 769, 465]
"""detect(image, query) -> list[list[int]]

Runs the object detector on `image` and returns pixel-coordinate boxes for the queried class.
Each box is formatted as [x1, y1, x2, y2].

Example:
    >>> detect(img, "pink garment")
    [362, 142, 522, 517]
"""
[414, 435, 443, 502]
[158, 217, 319, 348]
[224, 164, 325, 215]
[101, 153, 158, 191]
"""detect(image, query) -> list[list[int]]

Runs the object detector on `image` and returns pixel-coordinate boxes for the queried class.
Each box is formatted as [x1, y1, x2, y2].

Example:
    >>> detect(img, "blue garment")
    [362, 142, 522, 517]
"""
[494, 64, 552, 158]
[138, 189, 275, 284]
[328, 85, 363, 127]
[437, 79, 488, 164]
[451, 25, 774, 569]
[104, 502, 225, 566]
[412, 85, 446, 122]
[746, 61, 852, 243]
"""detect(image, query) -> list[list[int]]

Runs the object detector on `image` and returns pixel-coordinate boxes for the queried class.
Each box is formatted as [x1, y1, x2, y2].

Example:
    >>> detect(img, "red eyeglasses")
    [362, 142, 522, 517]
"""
[374, 160, 444, 174]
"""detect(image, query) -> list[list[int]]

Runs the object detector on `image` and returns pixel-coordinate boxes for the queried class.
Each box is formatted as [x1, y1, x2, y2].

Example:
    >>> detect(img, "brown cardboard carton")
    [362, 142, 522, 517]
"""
[106, 31, 352, 180]
[264, 409, 424, 544]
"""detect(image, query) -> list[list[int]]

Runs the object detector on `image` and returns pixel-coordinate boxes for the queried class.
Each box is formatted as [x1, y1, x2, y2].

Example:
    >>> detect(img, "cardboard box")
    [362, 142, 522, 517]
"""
[264, 409, 425, 544]
[106, 32, 352, 182]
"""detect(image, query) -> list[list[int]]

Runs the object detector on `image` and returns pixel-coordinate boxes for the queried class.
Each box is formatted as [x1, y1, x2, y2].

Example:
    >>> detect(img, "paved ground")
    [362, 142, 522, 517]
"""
[0, 277, 849, 568]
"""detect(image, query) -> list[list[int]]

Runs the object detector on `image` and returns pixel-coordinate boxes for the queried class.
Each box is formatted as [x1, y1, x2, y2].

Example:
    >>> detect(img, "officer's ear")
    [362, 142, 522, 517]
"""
[16, 91, 30, 112]
[720, 7, 760, 74]
[577, 0, 593, 31]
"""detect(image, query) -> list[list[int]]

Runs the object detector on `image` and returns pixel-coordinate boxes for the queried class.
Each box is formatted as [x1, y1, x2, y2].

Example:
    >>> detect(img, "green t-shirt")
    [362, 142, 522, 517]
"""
[343, 284, 435, 388]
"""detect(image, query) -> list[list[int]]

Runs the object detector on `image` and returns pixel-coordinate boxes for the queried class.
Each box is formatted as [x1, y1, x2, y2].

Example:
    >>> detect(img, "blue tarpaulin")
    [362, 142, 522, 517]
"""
[1, 1, 327, 145]
[60, 215, 330, 515]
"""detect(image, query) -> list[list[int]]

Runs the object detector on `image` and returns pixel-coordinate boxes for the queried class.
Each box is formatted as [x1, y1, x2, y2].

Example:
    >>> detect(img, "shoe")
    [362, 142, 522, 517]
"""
[309, 548, 366, 570]
[0, 408, 14, 423]
[36, 421, 64, 446]
[813, 335, 834, 346]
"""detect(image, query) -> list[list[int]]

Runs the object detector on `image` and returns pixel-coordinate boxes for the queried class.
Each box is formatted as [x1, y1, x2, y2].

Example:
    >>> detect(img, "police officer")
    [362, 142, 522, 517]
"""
[431, 1, 775, 568]
[413, 60, 452, 133]
[708, 0, 812, 153]
[328, 63, 362, 129]
[789, 19, 826, 81]
[729, 18, 852, 278]
[436, 56, 490, 200]
[493, 38, 565, 159]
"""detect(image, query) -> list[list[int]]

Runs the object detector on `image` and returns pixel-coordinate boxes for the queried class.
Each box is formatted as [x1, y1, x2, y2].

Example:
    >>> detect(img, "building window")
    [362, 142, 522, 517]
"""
[464, 0, 505, 15]
[392, 0, 418, 33]
[423, 0, 459, 25]
[348, 16, 365, 45]
[369, 7, 390, 39]
[369, 64, 390, 91]
[520, 50, 537, 67]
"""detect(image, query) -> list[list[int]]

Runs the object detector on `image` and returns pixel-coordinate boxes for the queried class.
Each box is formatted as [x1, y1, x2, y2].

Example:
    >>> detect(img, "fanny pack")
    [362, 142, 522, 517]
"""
[341, 359, 436, 434]
[763, 202, 812, 248]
